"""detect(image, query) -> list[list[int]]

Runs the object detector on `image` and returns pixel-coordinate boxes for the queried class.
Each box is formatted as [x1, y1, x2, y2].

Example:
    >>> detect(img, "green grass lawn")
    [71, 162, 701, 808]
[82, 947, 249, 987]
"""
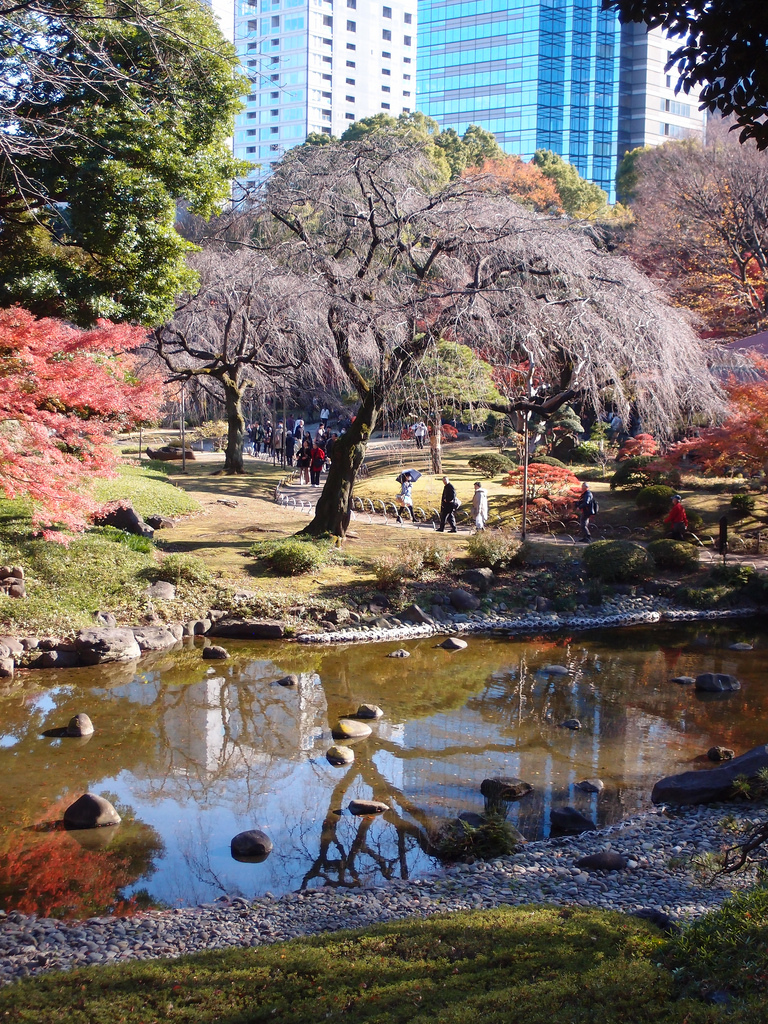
[1, 896, 768, 1023]
[92, 461, 202, 519]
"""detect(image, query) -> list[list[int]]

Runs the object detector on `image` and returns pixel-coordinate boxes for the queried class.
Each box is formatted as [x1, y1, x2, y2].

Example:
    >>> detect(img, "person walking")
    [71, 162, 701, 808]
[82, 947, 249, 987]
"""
[437, 475, 459, 532]
[471, 481, 488, 532]
[413, 421, 427, 450]
[320, 406, 330, 429]
[297, 437, 311, 484]
[309, 439, 326, 486]
[395, 471, 414, 524]
[576, 482, 598, 542]
[284, 430, 295, 468]
[664, 494, 688, 540]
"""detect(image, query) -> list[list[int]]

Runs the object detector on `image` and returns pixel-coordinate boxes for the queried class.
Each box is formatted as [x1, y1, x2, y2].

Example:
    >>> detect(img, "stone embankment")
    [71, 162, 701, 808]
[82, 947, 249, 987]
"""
[0, 803, 761, 986]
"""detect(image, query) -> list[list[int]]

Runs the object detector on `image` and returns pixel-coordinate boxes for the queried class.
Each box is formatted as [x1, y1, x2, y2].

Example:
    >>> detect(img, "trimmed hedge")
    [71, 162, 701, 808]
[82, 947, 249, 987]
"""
[636, 485, 676, 515]
[467, 452, 515, 478]
[582, 539, 653, 583]
[648, 539, 699, 571]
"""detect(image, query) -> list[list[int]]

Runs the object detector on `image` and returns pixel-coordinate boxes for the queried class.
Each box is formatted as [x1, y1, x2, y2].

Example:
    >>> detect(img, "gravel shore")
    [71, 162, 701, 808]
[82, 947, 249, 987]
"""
[0, 802, 761, 987]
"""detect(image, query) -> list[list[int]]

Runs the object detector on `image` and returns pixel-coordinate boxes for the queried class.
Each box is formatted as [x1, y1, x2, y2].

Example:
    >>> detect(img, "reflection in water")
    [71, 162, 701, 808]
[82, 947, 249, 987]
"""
[0, 622, 765, 917]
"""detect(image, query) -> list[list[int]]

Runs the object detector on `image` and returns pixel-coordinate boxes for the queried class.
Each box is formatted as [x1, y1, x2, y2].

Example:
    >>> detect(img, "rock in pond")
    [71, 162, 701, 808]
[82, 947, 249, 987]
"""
[209, 618, 284, 640]
[387, 649, 411, 658]
[670, 676, 695, 685]
[133, 626, 178, 652]
[559, 718, 582, 730]
[326, 745, 355, 766]
[695, 672, 740, 693]
[439, 637, 468, 651]
[541, 665, 570, 676]
[0, 658, 13, 680]
[707, 746, 734, 762]
[348, 799, 389, 816]
[550, 806, 596, 833]
[183, 619, 211, 637]
[63, 793, 121, 829]
[231, 829, 273, 862]
[398, 604, 435, 626]
[67, 713, 94, 737]
[356, 703, 383, 719]
[202, 645, 229, 660]
[277, 674, 299, 687]
[575, 779, 605, 794]
[729, 642, 753, 651]
[332, 719, 372, 740]
[652, 743, 768, 804]
[75, 628, 141, 665]
[576, 851, 627, 872]
[480, 777, 533, 801]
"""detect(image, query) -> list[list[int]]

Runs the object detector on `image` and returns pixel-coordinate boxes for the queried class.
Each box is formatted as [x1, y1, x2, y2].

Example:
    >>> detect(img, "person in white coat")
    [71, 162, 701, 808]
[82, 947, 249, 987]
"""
[471, 481, 488, 531]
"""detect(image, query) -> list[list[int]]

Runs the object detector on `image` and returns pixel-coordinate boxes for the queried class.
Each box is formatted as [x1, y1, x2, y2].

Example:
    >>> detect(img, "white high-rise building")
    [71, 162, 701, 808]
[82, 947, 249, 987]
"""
[232, 0, 417, 185]
[618, 23, 706, 156]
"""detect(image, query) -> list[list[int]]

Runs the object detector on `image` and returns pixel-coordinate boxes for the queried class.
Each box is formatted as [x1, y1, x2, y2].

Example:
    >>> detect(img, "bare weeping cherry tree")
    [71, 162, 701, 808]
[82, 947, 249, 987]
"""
[258, 139, 724, 539]
[153, 250, 319, 474]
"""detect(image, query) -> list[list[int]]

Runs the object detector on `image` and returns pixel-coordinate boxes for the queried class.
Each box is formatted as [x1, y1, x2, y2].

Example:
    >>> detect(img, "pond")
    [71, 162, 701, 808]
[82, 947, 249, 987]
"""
[0, 621, 765, 919]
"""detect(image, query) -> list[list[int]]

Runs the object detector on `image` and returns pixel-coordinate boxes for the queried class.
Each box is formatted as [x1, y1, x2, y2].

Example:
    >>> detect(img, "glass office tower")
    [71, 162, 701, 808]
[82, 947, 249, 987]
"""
[416, 0, 621, 198]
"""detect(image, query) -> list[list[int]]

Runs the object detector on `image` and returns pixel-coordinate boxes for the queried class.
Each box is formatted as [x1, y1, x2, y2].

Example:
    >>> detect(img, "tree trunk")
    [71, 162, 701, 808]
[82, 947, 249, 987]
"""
[302, 391, 378, 538]
[222, 377, 245, 474]
[429, 405, 442, 475]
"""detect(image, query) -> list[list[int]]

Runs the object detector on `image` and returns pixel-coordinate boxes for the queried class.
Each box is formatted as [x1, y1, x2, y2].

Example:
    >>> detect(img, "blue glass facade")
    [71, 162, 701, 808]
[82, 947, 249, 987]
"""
[416, 0, 621, 198]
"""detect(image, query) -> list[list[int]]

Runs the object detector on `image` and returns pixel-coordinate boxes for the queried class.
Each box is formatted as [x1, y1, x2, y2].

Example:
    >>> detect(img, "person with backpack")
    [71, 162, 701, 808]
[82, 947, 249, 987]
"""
[576, 482, 598, 542]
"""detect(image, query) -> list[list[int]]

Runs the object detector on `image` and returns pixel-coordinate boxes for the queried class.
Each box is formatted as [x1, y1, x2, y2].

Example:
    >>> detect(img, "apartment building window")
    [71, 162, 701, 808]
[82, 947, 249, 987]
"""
[270, 143, 280, 151]
[382, 28, 391, 40]
[403, 90, 410, 96]
[404, 11, 411, 22]
[402, 106, 410, 113]
[346, 59, 355, 66]
[322, 37, 331, 44]
[271, 126, 278, 133]
[246, 129, 256, 136]
[346, 112, 355, 119]
[322, 108, 332, 117]
[346, 94, 354, 102]
[347, 0, 356, 6]
[382, 50, 390, 57]
[403, 56, 411, 63]
[666, 74, 672, 88]
[271, 74, 279, 81]
[382, 85, 390, 92]
[347, 19, 355, 30]
[271, 15, 279, 27]
[271, 91, 279, 99]
[322, 126, 331, 134]
[381, 102, 390, 109]
[382, 67, 390, 75]
[323, 14, 332, 26]
[403, 34, 411, 45]
[347, 42, 356, 49]
[383, 5, 391, 16]
[346, 77, 355, 84]
[246, 146, 257, 154]
[271, 108, 279, 116]
[247, 111, 257, 118]
[322, 91, 331, 99]
[322, 73, 332, 81]
[323, 55, 332, 63]
[403, 73, 410, 80]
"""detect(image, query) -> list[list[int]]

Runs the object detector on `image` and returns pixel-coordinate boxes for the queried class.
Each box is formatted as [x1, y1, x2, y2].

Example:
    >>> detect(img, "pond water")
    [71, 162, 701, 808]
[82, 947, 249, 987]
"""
[0, 621, 765, 919]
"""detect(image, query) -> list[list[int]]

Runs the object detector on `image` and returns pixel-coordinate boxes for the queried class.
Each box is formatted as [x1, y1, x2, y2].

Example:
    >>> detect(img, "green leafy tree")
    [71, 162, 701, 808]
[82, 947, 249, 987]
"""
[0, 0, 247, 326]
[533, 149, 609, 218]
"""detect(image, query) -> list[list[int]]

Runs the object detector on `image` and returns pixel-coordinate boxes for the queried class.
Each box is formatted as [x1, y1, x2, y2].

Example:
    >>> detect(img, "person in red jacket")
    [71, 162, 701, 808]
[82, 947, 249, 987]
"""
[664, 494, 688, 540]
[309, 440, 326, 486]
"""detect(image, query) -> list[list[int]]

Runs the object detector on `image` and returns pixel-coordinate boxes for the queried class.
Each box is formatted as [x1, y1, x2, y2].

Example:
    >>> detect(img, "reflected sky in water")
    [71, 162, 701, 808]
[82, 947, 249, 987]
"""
[0, 621, 765, 916]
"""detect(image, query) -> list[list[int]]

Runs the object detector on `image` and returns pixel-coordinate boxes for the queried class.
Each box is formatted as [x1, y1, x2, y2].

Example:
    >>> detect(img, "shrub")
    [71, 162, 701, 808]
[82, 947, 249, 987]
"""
[686, 509, 704, 532]
[402, 537, 452, 572]
[253, 538, 329, 576]
[573, 466, 609, 481]
[91, 526, 153, 554]
[430, 811, 521, 862]
[710, 563, 755, 586]
[731, 492, 756, 515]
[466, 531, 521, 572]
[160, 553, 212, 586]
[648, 539, 699, 571]
[610, 456, 655, 491]
[617, 433, 657, 461]
[636, 484, 676, 515]
[467, 452, 514, 478]
[569, 442, 600, 464]
[528, 454, 566, 468]
[582, 539, 653, 582]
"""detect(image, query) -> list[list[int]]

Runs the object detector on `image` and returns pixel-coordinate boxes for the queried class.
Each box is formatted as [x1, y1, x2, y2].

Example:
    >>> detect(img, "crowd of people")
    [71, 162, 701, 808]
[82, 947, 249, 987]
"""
[244, 414, 346, 486]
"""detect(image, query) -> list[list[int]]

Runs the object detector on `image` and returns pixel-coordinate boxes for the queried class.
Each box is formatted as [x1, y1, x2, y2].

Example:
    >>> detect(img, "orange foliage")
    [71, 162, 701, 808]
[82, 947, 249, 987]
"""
[662, 359, 768, 476]
[465, 156, 563, 214]
[617, 434, 658, 461]
[503, 462, 580, 500]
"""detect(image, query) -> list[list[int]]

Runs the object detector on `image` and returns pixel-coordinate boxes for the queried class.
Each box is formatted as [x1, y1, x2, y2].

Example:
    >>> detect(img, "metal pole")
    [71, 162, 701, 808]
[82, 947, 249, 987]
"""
[138, 424, 142, 461]
[180, 384, 187, 473]
[521, 414, 529, 541]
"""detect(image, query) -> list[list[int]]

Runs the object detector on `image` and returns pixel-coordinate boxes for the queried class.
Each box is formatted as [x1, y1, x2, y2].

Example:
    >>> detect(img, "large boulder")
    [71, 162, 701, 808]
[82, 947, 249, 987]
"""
[332, 719, 372, 740]
[63, 793, 121, 829]
[550, 806, 596, 833]
[67, 713, 94, 737]
[208, 618, 285, 640]
[356, 704, 383, 719]
[439, 637, 468, 651]
[132, 626, 179, 652]
[146, 515, 175, 530]
[93, 502, 154, 539]
[695, 672, 741, 693]
[480, 777, 533, 801]
[463, 568, 495, 592]
[202, 644, 230, 660]
[146, 581, 176, 601]
[326, 745, 355, 765]
[231, 829, 272, 861]
[75, 627, 141, 665]
[0, 658, 14, 680]
[652, 743, 768, 804]
[398, 604, 435, 626]
[448, 589, 481, 611]
[576, 851, 627, 872]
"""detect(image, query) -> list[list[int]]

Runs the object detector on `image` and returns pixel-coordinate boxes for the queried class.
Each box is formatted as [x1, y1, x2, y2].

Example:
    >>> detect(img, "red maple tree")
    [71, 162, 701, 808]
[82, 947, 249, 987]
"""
[617, 434, 658, 461]
[0, 307, 162, 537]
